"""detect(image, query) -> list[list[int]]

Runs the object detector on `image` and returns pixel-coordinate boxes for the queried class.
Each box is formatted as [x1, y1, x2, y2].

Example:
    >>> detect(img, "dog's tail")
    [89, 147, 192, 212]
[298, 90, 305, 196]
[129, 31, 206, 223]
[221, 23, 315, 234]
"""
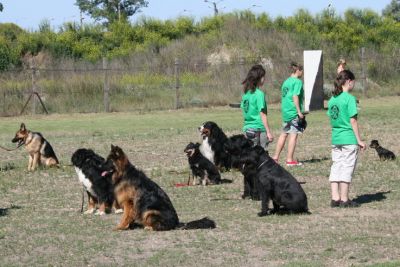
[178, 217, 216, 230]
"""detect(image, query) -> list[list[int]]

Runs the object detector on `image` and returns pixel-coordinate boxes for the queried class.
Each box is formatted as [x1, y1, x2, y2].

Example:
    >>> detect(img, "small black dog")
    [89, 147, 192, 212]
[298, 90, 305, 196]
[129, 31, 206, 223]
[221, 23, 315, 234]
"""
[370, 140, 396, 161]
[184, 142, 221, 185]
[225, 134, 309, 216]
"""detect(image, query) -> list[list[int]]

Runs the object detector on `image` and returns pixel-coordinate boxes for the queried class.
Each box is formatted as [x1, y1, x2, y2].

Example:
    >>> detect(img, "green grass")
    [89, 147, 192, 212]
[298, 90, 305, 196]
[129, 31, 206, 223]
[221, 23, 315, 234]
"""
[1, 96, 400, 266]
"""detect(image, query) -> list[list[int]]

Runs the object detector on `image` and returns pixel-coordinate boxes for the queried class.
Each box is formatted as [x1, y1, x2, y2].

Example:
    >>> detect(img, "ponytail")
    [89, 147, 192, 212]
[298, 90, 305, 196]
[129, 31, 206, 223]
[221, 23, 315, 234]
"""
[242, 64, 266, 93]
[333, 70, 355, 96]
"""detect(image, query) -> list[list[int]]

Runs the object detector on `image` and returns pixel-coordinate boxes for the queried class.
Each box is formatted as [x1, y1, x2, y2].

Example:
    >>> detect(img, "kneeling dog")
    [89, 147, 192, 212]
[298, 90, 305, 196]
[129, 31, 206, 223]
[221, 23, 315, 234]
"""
[71, 148, 120, 215]
[12, 123, 59, 171]
[184, 142, 221, 185]
[370, 140, 396, 161]
[104, 145, 216, 231]
[225, 135, 309, 216]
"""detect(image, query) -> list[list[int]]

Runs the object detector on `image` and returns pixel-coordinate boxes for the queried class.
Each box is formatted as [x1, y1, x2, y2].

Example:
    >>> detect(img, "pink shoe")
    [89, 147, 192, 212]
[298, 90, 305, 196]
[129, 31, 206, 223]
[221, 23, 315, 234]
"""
[286, 161, 303, 166]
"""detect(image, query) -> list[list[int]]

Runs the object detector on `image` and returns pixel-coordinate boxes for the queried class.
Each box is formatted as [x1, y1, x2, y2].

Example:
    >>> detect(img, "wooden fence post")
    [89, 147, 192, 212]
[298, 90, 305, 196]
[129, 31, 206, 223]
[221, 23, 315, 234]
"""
[174, 58, 180, 109]
[103, 57, 110, 112]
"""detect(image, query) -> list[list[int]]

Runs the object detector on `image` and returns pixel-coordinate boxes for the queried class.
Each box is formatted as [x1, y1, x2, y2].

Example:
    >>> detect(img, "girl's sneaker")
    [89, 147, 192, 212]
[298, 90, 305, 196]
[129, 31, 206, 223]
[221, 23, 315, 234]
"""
[286, 161, 303, 166]
[330, 200, 341, 208]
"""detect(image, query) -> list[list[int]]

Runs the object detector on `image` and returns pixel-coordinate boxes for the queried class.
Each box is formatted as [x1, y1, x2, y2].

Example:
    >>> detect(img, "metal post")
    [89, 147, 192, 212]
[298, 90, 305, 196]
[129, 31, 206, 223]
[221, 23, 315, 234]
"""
[103, 57, 110, 112]
[361, 47, 367, 94]
[175, 58, 180, 109]
[30, 60, 37, 114]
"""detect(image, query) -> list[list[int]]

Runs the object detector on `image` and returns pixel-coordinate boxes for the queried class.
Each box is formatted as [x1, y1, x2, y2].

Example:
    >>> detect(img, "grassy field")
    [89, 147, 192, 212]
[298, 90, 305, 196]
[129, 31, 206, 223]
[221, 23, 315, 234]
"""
[0, 96, 399, 267]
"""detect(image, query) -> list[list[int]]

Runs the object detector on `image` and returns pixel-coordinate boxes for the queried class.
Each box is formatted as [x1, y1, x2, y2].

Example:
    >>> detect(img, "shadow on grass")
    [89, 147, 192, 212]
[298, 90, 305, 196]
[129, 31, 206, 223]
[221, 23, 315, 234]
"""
[302, 157, 330, 164]
[0, 204, 22, 217]
[353, 191, 391, 204]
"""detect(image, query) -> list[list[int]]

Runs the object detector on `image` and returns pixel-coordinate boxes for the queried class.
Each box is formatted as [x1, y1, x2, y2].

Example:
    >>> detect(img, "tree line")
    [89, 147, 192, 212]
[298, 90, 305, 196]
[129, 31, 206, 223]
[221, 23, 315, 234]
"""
[0, 2, 399, 71]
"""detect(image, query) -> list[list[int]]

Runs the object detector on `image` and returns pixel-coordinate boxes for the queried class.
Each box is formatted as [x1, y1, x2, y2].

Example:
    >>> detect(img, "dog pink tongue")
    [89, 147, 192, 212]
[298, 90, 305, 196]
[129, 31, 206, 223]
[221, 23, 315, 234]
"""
[101, 171, 109, 177]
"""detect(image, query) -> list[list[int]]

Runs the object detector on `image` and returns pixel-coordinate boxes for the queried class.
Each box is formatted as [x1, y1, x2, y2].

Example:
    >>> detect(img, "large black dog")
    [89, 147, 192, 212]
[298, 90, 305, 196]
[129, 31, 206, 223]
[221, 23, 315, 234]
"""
[225, 135, 309, 216]
[71, 148, 119, 215]
[198, 121, 231, 171]
[184, 142, 221, 185]
[369, 140, 396, 161]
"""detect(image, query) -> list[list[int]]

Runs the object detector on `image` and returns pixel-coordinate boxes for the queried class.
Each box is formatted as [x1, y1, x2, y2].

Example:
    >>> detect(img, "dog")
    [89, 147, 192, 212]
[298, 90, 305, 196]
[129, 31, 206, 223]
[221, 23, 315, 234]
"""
[225, 134, 309, 216]
[370, 140, 396, 161]
[103, 144, 216, 231]
[11, 123, 59, 171]
[71, 148, 121, 215]
[224, 134, 260, 200]
[184, 142, 221, 185]
[198, 121, 231, 171]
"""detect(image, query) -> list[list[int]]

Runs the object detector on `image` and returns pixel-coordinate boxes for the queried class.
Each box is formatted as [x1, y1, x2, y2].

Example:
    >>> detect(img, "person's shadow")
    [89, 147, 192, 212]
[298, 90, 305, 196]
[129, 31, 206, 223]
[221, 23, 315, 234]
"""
[0, 205, 21, 217]
[301, 157, 330, 164]
[353, 191, 390, 204]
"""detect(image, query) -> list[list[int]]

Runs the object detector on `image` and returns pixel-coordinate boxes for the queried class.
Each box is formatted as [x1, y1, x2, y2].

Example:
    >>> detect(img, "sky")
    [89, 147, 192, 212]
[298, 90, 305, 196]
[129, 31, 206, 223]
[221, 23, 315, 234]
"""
[0, 0, 393, 31]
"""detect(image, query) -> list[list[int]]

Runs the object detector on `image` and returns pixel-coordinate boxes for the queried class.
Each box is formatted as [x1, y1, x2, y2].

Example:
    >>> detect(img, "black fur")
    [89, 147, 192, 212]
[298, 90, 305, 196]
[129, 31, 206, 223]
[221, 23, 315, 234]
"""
[184, 142, 221, 185]
[370, 140, 396, 161]
[71, 148, 115, 210]
[199, 121, 231, 171]
[224, 135, 260, 200]
[225, 134, 309, 216]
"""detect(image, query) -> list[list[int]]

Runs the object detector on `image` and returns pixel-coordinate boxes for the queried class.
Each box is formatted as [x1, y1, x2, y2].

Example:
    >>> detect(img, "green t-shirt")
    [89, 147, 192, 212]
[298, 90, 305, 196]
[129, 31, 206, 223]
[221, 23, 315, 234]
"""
[240, 88, 267, 132]
[281, 77, 304, 122]
[327, 92, 358, 145]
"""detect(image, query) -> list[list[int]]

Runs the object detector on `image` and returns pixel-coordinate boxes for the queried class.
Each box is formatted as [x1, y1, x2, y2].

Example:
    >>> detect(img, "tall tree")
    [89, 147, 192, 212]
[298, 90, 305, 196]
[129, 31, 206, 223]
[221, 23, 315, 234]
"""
[75, 0, 148, 24]
[0, 2, 3, 12]
[383, 0, 400, 22]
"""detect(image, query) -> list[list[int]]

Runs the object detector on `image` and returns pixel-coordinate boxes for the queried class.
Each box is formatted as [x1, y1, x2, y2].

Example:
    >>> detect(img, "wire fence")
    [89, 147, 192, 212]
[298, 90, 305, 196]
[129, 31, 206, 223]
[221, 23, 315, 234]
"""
[0, 47, 398, 116]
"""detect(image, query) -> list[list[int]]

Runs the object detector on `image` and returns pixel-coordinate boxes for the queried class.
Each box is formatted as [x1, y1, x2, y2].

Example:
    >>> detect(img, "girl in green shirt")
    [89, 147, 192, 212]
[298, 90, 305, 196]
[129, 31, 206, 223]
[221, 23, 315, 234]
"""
[272, 62, 305, 166]
[327, 70, 366, 208]
[240, 64, 274, 149]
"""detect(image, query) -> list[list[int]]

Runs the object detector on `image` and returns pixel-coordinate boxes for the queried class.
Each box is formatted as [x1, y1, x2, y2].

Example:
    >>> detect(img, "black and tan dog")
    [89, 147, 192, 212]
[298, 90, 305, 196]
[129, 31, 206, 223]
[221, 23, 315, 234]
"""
[71, 148, 122, 215]
[12, 123, 59, 171]
[370, 140, 396, 161]
[104, 145, 216, 231]
[225, 135, 309, 216]
[184, 142, 221, 185]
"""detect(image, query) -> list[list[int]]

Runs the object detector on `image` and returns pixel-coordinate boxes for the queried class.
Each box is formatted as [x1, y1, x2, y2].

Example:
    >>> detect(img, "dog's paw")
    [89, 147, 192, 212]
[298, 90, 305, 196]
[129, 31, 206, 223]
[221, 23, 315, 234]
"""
[144, 226, 154, 231]
[95, 210, 105, 216]
[84, 208, 96, 214]
[114, 209, 123, 214]
[257, 211, 269, 217]
[114, 225, 129, 231]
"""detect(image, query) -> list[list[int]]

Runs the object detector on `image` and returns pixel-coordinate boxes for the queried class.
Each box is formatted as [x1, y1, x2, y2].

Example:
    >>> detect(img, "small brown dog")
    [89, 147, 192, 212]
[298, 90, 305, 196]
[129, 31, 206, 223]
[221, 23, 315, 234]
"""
[12, 123, 59, 171]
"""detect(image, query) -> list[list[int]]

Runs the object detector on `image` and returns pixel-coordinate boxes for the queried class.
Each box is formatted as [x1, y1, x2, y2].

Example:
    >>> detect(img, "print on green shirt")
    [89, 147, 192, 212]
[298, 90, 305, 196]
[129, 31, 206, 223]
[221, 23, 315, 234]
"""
[241, 88, 267, 132]
[281, 77, 304, 122]
[327, 92, 358, 145]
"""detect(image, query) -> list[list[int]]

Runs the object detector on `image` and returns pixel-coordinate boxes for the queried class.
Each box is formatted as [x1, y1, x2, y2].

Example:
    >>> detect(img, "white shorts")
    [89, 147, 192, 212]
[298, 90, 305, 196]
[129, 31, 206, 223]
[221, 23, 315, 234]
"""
[329, 145, 359, 183]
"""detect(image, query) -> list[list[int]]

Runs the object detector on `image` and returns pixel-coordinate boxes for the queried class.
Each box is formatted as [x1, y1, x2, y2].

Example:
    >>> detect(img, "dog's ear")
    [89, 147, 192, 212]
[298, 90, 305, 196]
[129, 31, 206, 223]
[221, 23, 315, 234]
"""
[254, 145, 266, 155]
[20, 123, 26, 131]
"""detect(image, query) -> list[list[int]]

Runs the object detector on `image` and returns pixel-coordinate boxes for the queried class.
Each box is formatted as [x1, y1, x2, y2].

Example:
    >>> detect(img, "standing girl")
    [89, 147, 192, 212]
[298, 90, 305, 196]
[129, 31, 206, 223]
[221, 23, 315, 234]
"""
[272, 62, 305, 166]
[241, 64, 273, 149]
[327, 70, 366, 208]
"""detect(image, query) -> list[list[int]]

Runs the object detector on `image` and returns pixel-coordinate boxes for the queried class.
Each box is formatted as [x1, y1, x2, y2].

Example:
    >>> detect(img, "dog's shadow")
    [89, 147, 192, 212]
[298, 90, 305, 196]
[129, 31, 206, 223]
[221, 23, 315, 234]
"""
[0, 204, 22, 217]
[353, 191, 391, 204]
[301, 157, 330, 164]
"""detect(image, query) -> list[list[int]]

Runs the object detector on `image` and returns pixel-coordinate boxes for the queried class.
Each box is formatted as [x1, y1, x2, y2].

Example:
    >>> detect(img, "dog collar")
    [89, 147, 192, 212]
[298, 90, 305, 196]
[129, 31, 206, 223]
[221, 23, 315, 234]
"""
[257, 159, 269, 170]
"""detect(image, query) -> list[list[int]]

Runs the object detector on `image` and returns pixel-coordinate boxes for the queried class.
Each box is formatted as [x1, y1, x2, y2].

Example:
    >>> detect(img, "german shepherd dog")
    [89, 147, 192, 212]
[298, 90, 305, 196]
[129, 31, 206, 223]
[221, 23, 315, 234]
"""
[12, 123, 59, 171]
[71, 148, 122, 215]
[369, 140, 396, 161]
[104, 145, 216, 231]
[184, 142, 221, 185]
[225, 135, 309, 216]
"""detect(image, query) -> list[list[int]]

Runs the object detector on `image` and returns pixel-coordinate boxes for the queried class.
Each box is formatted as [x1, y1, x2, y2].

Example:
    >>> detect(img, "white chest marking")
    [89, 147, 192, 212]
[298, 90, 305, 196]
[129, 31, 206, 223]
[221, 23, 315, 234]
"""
[75, 167, 97, 197]
[200, 137, 215, 163]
